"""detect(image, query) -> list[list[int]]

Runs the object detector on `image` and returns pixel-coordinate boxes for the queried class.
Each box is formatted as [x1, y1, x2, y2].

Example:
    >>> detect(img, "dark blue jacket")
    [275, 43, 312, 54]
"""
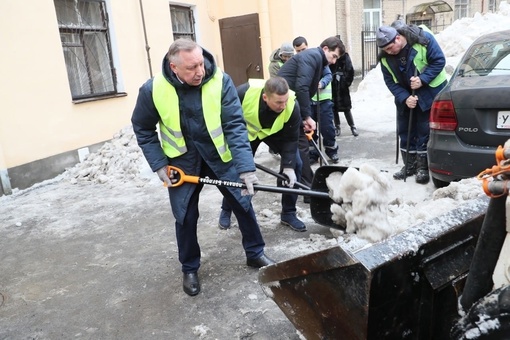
[131, 48, 255, 223]
[379, 28, 447, 112]
[277, 47, 328, 120]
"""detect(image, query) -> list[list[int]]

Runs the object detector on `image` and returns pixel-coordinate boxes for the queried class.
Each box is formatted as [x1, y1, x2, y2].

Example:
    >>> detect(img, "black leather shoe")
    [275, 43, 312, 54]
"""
[183, 272, 200, 296]
[246, 254, 276, 268]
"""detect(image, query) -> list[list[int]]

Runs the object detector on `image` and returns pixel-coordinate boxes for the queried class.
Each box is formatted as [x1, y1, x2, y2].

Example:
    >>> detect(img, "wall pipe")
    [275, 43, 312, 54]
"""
[139, 0, 153, 78]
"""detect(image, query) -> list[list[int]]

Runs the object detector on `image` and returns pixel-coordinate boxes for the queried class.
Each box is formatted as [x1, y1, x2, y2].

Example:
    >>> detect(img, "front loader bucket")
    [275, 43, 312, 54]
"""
[259, 196, 489, 339]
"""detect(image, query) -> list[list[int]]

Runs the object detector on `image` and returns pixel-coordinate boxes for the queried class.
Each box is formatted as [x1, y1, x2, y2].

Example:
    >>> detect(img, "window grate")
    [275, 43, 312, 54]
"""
[170, 5, 195, 41]
[54, 0, 117, 100]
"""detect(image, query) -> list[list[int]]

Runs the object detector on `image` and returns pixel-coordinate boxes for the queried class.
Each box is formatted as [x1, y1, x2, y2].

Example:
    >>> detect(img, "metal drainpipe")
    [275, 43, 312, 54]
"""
[139, 0, 153, 78]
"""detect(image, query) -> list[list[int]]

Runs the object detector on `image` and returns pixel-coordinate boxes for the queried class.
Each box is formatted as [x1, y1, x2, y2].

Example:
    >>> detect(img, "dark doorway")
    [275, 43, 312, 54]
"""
[219, 13, 263, 86]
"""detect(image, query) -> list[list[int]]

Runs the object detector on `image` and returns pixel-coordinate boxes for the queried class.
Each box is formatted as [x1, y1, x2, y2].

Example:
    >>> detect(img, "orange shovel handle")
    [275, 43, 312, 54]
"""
[165, 165, 199, 187]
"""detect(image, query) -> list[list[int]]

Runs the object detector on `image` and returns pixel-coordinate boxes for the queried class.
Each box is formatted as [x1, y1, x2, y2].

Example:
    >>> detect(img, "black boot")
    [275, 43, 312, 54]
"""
[350, 126, 359, 137]
[325, 145, 339, 164]
[393, 151, 416, 180]
[415, 154, 430, 184]
[344, 111, 358, 136]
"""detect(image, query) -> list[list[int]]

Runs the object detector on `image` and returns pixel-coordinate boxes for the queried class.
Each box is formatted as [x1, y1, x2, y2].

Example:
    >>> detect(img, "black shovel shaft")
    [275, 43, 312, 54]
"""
[309, 137, 330, 166]
[253, 184, 330, 198]
[404, 68, 419, 182]
[195, 177, 330, 199]
[255, 163, 311, 190]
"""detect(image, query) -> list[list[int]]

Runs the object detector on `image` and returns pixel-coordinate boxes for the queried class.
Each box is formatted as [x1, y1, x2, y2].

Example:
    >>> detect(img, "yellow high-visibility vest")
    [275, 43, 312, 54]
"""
[242, 78, 295, 141]
[152, 69, 232, 162]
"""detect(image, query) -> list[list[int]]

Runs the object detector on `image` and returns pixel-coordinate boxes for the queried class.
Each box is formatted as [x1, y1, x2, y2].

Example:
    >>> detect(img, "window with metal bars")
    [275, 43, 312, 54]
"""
[170, 5, 195, 41]
[54, 0, 117, 100]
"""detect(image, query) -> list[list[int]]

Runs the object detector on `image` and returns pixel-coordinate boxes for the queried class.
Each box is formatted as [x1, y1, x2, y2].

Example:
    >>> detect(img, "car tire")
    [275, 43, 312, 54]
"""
[432, 176, 450, 188]
[450, 285, 510, 339]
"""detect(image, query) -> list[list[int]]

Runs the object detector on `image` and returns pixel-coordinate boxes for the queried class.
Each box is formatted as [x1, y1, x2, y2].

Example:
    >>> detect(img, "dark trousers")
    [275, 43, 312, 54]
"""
[397, 106, 430, 154]
[334, 110, 356, 127]
[298, 128, 313, 188]
[310, 100, 336, 148]
[174, 163, 265, 273]
[221, 148, 302, 216]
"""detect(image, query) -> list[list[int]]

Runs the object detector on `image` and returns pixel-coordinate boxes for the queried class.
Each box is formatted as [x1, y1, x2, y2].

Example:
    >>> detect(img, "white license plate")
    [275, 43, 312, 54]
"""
[497, 111, 510, 129]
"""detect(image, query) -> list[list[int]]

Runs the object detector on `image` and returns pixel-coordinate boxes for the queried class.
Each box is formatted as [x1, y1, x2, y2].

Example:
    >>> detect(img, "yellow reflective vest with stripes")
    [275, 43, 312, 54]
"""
[242, 78, 295, 141]
[152, 69, 232, 162]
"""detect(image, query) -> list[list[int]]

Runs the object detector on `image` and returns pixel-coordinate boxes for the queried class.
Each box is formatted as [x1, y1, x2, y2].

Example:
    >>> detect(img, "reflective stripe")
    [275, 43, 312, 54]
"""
[313, 83, 332, 101]
[160, 121, 184, 139]
[152, 69, 232, 162]
[160, 131, 187, 154]
[243, 78, 295, 141]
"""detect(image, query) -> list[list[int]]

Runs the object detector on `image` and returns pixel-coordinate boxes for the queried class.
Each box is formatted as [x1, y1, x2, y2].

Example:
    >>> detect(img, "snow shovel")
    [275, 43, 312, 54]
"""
[403, 68, 418, 182]
[255, 163, 311, 190]
[165, 165, 347, 230]
[165, 165, 330, 199]
[305, 131, 329, 166]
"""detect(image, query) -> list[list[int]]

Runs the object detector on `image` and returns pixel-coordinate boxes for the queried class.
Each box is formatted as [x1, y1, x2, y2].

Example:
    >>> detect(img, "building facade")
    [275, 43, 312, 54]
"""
[0, 0, 499, 195]
[0, 0, 336, 195]
[334, 0, 498, 77]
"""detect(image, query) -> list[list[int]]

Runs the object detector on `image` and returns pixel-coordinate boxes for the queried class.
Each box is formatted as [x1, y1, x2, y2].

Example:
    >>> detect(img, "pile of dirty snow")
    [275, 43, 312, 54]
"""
[62, 126, 149, 187]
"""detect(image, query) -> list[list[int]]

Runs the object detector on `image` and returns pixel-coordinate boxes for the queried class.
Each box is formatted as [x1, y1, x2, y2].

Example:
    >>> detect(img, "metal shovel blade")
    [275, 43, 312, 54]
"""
[310, 165, 350, 230]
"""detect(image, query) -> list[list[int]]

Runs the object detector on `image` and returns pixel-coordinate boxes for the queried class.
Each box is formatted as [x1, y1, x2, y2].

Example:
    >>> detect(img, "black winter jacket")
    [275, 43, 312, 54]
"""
[277, 47, 328, 120]
[330, 53, 354, 112]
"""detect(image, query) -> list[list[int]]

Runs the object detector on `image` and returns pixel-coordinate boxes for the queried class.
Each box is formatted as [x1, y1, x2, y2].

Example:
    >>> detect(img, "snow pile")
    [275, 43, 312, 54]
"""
[63, 125, 148, 186]
[328, 164, 394, 243]
[435, 1, 510, 58]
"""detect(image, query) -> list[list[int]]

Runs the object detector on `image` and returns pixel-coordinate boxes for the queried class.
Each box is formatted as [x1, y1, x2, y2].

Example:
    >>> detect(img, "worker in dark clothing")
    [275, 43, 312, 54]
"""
[131, 39, 275, 297]
[377, 25, 447, 184]
[218, 77, 306, 232]
[277, 36, 344, 190]
[330, 41, 359, 137]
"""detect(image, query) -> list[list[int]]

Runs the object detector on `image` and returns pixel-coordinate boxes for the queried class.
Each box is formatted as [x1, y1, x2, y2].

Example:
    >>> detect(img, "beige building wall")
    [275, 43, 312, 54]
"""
[0, 0, 336, 194]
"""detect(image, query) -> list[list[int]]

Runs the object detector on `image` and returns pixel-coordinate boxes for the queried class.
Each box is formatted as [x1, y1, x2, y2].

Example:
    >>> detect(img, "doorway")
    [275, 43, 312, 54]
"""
[219, 13, 264, 86]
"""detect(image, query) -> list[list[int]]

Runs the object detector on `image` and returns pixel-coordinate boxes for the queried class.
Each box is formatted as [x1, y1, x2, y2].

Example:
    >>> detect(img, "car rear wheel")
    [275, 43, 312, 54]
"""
[432, 176, 450, 188]
[451, 285, 510, 339]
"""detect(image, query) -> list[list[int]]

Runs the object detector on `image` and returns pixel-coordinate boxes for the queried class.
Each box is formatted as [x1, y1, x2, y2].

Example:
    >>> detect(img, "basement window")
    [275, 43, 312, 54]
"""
[54, 0, 118, 101]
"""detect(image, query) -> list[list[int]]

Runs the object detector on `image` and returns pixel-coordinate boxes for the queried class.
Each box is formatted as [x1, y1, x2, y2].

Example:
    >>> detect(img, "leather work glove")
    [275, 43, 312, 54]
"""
[239, 171, 259, 196]
[282, 168, 296, 188]
[156, 166, 178, 187]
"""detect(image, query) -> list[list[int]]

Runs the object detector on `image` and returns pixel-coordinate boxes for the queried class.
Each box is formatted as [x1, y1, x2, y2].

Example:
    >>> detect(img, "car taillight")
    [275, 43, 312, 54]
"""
[430, 100, 457, 131]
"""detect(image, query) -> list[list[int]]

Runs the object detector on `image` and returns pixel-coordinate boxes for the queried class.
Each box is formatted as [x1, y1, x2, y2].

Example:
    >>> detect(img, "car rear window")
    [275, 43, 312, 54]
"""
[458, 38, 510, 77]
